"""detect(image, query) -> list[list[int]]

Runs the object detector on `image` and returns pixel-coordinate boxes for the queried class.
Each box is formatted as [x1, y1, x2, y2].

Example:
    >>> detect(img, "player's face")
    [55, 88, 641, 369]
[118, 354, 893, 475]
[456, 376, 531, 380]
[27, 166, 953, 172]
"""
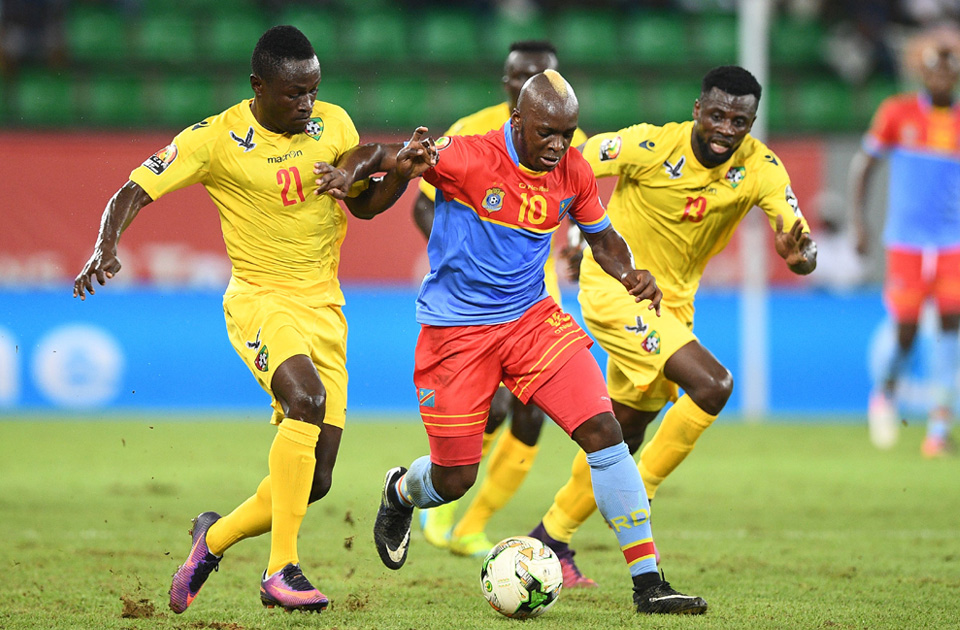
[503, 51, 559, 110]
[691, 87, 757, 167]
[920, 48, 960, 101]
[251, 56, 321, 135]
[511, 101, 578, 172]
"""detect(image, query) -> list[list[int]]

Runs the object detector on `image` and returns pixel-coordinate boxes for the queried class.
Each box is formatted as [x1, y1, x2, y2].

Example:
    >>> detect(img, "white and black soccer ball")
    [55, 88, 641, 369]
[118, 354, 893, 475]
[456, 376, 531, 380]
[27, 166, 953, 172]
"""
[480, 536, 563, 619]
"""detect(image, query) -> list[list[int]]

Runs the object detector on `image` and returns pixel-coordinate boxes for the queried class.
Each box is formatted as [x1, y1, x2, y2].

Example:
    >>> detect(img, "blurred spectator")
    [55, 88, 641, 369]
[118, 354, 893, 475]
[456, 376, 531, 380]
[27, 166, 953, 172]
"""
[0, 0, 66, 77]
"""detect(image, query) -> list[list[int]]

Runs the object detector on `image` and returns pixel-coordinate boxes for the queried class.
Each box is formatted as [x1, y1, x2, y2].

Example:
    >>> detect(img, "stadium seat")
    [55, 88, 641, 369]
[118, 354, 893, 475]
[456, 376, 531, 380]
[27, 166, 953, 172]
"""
[277, 6, 339, 64]
[151, 76, 218, 127]
[318, 78, 361, 117]
[416, 10, 479, 64]
[691, 13, 738, 66]
[771, 17, 824, 67]
[430, 77, 499, 126]
[653, 80, 696, 125]
[83, 74, 146, 126]
[202, 9, 269, 64]
[621, 12, 690, 66]
[362, 78, 429, 133]
[65, 5, 128, 64]
[11, 71, 76, 126]
[792, 79, 856, 132]
[762, 82, 788, 133]
[480, 11, 548, 63]
[550, 10, 619, 65]
[346, 13, 409, 64]
[135, 12, 199, 64]
[579, 79, 640, 132]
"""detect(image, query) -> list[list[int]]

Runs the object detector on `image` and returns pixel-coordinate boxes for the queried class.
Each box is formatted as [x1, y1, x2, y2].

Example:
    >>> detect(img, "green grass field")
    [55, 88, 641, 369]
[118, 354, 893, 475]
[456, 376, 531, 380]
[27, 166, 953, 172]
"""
[1, 418, 958, 630]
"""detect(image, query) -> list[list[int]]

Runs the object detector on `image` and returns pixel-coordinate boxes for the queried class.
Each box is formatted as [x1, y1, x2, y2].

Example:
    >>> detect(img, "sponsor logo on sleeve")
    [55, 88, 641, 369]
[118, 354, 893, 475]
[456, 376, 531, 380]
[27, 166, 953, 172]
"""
[724, 166, 745, 188]
[143, 143, 178, 175]
[599, 136, 622, 161]
[785, 185, 803, 218]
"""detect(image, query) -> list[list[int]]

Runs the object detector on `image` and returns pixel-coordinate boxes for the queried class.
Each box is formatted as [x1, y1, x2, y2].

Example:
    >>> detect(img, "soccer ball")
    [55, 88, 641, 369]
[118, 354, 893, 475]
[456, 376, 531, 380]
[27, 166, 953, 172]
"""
[480, 536, 563, 618]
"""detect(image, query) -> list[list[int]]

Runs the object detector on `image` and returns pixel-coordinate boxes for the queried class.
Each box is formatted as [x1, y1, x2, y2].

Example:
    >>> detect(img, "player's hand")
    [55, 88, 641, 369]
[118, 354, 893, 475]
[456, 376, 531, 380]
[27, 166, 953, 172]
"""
[313, 162, 351, 199]
[73, 247, 121, 301]
[395, 127, 437, 180]
[620, 269, 662, 315]
[774, 215, 812, 264]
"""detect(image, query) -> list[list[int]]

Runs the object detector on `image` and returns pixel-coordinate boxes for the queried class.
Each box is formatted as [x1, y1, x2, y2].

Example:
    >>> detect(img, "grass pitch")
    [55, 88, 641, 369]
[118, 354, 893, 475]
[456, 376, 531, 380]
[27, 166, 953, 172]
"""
[0, 417, 958, 630]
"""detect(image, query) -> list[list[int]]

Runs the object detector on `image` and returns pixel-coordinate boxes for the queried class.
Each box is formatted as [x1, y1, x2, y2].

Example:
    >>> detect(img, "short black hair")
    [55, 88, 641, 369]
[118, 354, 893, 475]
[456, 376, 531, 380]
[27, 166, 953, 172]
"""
[509, 40, 558, 56]
[251, 25, 316, 81]
[701, 65, 762, 101]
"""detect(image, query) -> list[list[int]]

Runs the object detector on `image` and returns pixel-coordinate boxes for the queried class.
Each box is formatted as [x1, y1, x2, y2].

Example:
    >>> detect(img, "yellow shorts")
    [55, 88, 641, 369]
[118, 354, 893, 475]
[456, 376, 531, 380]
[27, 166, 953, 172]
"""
[579, 280, 696, 413]
[222, 277, 348, 428]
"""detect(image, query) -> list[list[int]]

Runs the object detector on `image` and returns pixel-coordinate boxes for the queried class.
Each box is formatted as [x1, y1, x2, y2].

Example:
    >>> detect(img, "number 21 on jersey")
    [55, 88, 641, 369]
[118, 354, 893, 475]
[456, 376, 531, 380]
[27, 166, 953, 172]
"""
[277, 166, 306, 206]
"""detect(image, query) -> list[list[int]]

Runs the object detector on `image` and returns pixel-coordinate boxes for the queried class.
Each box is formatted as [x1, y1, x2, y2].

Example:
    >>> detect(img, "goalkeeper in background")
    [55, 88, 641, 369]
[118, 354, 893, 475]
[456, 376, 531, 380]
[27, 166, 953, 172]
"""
[528, 65, 817, 581]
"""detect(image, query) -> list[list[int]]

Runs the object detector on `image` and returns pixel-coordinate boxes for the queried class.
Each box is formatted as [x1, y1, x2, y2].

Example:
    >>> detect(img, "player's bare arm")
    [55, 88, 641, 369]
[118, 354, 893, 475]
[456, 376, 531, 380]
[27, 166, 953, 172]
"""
[848, 149, 880, 255]
[343, 128, 438, 220]
[412, 192, 435, 240]
[73, 181, 154, 301]
[583, 225, 662, 314]
[775, 214, 818, 276]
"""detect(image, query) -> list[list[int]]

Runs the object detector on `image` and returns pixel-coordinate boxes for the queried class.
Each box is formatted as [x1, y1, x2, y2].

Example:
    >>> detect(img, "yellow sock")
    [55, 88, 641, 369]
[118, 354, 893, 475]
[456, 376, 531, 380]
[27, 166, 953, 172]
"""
[453, 430, 538, 538]
[480, 424, 502, 459]
[541, 449, 596, 543]
[639, 395, 716, 499]
[205, 476, 272, 556]
[267, 418, 320, 575]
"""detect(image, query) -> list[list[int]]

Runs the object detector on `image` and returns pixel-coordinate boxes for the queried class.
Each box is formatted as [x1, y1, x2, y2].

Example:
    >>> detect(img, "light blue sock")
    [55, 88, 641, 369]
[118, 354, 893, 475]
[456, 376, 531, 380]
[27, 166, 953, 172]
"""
[586, 442, 658, 578]
[931, 330, 959, 410]
[398, 455, 446, 509]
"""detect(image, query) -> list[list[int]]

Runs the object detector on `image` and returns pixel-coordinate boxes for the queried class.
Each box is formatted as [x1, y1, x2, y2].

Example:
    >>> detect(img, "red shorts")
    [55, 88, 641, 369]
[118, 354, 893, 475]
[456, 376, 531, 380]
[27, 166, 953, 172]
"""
[885, 247, 960, 322]
[414, 298, 611, 466]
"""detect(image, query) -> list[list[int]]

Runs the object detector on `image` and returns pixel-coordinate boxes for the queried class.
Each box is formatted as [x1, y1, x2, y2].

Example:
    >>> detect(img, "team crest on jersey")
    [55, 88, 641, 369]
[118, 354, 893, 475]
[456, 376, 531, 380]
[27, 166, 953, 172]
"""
[435, 136, 452, 150]
[304, 117, 324, 140]
[599, 136, 622, 161]
[725, 166, 746, 188]
[663, 156, 685, 179]
[640, 331, 661, 354]
[785, 185, 803, 218]
[418, 387, 436, 407]
[254, 345, 269, 372]
[143, 143, 178, 175]
[230, 126, 257, 152]
[482, 187, 505, 212]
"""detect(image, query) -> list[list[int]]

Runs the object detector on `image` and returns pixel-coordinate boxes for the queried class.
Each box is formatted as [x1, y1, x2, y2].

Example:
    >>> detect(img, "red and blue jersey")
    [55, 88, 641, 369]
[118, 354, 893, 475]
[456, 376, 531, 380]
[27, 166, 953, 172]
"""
[419, 124, 611, 325]
[864, 92, 960, 248]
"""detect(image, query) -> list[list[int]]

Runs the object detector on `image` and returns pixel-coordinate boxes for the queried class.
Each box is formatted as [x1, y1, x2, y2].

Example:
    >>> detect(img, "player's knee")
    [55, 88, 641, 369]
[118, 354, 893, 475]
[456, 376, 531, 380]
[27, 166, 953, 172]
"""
[286, 391, 327, 426]
[698, 368, 733, 415]
[433, 468, 477, 501]
[572, 412, 624, 452]
[510, 405, 545, 445]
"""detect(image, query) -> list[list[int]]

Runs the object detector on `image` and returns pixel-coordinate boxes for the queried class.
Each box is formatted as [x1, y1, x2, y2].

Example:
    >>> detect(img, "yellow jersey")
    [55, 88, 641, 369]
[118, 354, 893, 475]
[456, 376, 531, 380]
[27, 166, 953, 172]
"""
[130, 99, 359, 305]
[418, 101, 588, 302]
[580, 120, 808, 309]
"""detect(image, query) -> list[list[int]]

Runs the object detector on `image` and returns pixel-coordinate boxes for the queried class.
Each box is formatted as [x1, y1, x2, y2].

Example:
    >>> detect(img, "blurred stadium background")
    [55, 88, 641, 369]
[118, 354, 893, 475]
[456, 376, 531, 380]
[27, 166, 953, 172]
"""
[0, 0, 949, 421]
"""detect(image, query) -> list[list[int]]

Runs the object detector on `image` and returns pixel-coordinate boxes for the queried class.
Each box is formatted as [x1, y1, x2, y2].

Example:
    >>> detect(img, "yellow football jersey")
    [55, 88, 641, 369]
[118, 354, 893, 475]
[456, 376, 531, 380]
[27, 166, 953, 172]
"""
[580, 120, 809, 308]
[418, 101, 588, 302]
[130, 99, 359, 305]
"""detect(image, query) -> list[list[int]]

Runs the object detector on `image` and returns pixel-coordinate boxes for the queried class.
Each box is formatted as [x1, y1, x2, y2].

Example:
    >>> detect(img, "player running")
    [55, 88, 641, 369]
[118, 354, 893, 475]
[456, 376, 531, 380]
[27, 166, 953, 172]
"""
[412, 40, 590, 569]
[526, 65, 817, 581]
[73, 25, 433, 614]
[850, 27, 960, 457]
[373, 69, 708, 616]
